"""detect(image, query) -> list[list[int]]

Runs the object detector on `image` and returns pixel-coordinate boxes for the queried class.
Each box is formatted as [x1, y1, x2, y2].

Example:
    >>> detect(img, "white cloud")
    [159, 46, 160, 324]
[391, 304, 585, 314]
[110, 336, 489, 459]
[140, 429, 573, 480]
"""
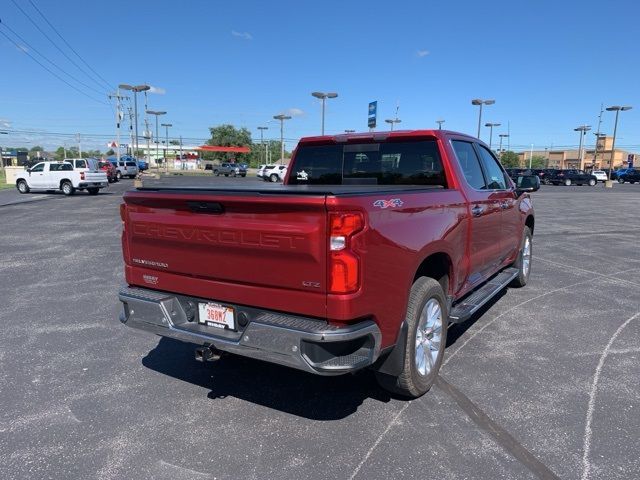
[231, 30, 253, 41]
[285, 108, 304, 117]
[416, 49, 430, 57]
[148, 86, 166, 95]
[0, 119, 11, 129]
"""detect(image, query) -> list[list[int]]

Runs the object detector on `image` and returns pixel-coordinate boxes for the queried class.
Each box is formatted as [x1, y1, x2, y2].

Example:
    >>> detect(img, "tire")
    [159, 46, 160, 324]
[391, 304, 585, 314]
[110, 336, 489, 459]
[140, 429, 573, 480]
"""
[61, 181, 75, 196]
[618, 178, 625, 184]
[116, 171, 122, 180]
[375, 277, 448, 398]
[88, 188, 99, 195]
[214, 170, 219, 176]
[631, 181, 636, 184]
[510, 227, 532, 287]
[564, 179, 572, 186]
[270, 174, 279, 183]
[588, 179, 596, 186]
[241, 173, 246, 177]
[16, 180, 30, 194]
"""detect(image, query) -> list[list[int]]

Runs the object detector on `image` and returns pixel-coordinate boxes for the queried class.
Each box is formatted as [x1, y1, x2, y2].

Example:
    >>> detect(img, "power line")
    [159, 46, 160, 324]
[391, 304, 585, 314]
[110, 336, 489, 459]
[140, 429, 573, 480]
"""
[0, 20, 106, 97]
[0, 29, 109, 106]
[9, 0, 110, 94]
[27, 0, 112, 91]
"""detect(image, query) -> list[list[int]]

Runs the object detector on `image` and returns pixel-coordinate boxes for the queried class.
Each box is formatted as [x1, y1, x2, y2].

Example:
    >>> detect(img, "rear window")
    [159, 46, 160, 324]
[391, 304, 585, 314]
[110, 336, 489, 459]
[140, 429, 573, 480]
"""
[125, 161, 136, 167]
[288, 141, 446, 186]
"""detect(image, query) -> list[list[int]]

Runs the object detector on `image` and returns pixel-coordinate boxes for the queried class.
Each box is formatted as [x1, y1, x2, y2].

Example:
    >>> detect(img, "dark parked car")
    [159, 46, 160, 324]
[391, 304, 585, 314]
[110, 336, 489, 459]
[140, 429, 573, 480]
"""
[212, 163, 247, 177]
[549, 169, 597, 186]
[617, 169, 640, 184]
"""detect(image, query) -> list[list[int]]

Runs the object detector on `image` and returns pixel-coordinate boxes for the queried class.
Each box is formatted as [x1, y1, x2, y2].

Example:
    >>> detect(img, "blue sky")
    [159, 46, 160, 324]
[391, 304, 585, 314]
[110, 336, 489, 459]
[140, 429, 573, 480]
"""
[1, 0, 639, 152]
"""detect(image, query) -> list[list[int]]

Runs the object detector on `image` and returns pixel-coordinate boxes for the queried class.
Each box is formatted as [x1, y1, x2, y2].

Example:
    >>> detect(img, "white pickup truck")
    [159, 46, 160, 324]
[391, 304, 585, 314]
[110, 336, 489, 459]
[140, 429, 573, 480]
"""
[15, 161, 108, 196]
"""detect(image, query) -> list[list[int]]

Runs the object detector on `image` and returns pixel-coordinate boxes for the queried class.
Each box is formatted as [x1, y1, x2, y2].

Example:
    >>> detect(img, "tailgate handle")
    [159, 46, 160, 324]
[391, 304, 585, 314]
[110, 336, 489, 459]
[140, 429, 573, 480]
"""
[187, 201, 224, 214]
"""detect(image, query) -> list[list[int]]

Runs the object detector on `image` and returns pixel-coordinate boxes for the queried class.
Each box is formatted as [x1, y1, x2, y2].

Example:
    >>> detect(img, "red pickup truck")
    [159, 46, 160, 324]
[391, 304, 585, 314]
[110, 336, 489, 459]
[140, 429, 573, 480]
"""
[118, 130, 539, 397]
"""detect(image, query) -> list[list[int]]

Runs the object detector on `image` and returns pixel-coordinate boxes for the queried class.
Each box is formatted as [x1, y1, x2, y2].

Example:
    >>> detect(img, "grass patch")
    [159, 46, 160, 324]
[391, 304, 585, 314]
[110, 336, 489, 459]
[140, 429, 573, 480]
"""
[0, 170, 14, 190]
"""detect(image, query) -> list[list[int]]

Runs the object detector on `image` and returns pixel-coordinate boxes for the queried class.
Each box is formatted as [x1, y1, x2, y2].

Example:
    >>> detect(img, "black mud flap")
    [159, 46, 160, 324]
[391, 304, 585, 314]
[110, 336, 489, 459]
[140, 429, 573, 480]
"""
[371, 321, 407, 377]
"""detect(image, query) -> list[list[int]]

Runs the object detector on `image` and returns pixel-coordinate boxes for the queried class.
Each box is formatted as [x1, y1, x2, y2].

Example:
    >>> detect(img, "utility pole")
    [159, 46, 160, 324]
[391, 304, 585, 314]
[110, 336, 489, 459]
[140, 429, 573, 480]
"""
[273, 114, 291, 164]
[144, 117, 151, 167]
[127, 107, 134, 156]
[593, 104, 604, 169]
[108, 89, 128, 163]
[76, 133, 82, 159]
[257, 126, 268, 164]
[161, 123, 172, 170]
[179, 135, 183, 168]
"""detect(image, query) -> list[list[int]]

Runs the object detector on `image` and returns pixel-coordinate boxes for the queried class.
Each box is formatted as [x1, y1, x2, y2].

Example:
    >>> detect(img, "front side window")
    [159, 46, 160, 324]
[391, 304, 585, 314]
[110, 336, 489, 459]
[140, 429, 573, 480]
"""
[451, 141, 485, 190]
[31, 163, 45, 172]
[476, 145, 507, 190]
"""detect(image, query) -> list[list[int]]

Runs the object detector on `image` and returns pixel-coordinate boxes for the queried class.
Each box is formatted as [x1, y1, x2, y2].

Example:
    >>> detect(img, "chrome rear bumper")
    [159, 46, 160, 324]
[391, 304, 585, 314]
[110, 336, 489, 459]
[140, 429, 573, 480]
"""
[119, 286, 381, 376]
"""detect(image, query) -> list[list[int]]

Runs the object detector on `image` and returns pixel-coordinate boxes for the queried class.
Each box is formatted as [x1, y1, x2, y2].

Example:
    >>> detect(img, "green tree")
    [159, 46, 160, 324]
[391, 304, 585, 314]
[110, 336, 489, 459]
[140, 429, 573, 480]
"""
[529, 155, 546, 169]
[206, 124, 252, 163]
[54, 146, 66, 160]
[29, 146, 44, 153]
[106, 149, 115, 156]
[500, 151, 520, 168]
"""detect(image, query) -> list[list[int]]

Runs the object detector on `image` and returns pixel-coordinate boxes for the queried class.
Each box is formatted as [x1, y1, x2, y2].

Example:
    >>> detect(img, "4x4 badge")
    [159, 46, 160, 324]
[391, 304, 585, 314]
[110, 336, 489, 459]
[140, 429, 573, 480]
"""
[373, 198, 403, 209]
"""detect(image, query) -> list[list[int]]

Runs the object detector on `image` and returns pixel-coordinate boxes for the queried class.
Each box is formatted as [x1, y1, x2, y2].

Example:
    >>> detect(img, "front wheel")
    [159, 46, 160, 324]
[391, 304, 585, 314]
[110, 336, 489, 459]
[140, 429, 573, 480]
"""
[116, 171, 122, 180]
[17, 180, 30, 194]
[376, 277, 447, 398]
[510, 226, 532, 287]
[588, 179, 596, 186]
[564, 179, 572, 186]
[61, 181, 75, 196]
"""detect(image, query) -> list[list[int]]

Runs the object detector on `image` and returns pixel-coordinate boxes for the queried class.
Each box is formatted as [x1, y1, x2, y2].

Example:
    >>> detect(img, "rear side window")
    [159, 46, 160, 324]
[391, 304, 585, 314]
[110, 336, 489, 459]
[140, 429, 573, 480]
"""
[76, 159, 87, 169]
[451, 141, 485, 190]
[126, 161, 136, 167]
[289, 141, 446, 186]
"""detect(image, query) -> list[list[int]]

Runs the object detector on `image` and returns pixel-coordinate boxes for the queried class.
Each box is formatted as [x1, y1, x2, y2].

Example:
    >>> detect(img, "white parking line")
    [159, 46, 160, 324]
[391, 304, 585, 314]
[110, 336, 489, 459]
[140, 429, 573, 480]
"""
[580, 311, 640, 480]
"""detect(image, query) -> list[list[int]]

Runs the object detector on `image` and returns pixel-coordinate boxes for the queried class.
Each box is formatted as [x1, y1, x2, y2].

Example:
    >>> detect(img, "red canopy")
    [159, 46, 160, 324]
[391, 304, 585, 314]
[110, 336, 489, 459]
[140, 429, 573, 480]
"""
[197, 145, 250, 153]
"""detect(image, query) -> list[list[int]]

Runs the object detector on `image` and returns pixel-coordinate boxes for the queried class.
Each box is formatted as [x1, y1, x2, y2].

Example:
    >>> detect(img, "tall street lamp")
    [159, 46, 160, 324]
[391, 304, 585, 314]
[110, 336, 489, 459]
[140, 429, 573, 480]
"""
[436, 119, 445, 130]
[484, 122, 501, 150]
[273, 114, 291, 164]
[472, 99, 495, 139]
[574, 125, 591, 168]
[147, 110, 166, 169]
[311, 91, 338, 135]
[605, 106, 632, 180]
[498, 134, 509, 154]
[119, 84, 150, 158]
[161, 123, 172, 171]
[257, 126, 269, 164]
[385, 118, 401, 131]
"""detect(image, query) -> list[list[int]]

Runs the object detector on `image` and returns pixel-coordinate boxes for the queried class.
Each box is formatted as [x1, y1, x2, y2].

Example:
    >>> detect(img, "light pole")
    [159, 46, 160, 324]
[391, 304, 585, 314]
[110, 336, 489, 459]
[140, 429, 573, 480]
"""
[385, 118, 401, 131]
[484, 122, 501, 150]
[436, 119, 445, 130]
[498, 134, 509, 154]
[311, 91, 338, 135]
[574, 125, 591, 169]
[161, 123, 172, 171]
[593, 133, 606, 169]
[605, 106, 632, 180]
[118, 84, 150, 158]
[147, 110, 166, 169]
[471, 99, 495, 139]
[257, 126, 268, 164]
[273, 114, 291, 164]
[0, 131, 7, 173]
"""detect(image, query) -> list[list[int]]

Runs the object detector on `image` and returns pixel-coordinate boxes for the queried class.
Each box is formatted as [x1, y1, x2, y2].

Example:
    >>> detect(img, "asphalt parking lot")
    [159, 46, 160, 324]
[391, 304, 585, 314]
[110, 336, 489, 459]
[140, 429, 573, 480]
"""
[1, 177, 638, 480]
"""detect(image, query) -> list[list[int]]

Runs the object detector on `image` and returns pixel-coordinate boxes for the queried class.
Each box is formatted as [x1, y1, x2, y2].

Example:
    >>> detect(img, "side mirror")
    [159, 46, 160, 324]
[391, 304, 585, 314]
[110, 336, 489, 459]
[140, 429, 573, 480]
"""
[516, 174, 540, 194]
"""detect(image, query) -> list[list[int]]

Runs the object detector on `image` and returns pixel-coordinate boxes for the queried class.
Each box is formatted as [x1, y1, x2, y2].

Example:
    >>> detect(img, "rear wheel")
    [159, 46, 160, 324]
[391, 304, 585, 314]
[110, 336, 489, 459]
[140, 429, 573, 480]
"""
[17, 180, 30, 194]
[564, 179, 572, 186]
[88, 188, 99, 195]
[61, 181, 75, 196]
[376, 277, 447, 398]
[270, 174, 279, 183]
[116, 171, 122, 180]
[510, 227, 532, 287]
[618, 178, 625, 184]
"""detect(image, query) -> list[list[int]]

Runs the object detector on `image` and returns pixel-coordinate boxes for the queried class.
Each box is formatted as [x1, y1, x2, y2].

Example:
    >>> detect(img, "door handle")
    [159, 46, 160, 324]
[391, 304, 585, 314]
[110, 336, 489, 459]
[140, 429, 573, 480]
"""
[471, 205, 484, 217]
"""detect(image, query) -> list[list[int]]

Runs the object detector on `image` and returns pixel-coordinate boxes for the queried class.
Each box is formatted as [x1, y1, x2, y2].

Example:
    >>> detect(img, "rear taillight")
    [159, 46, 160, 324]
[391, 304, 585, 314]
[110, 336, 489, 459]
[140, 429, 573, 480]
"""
[328, 212, 364, 294]
[80, 172, 85, 180]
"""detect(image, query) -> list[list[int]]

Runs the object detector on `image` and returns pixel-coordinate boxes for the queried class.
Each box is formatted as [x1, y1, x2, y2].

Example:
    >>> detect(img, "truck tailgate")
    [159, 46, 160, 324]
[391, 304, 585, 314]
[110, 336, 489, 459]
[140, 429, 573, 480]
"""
[85, 171, 108, 183]
[122, 190, 328, 314]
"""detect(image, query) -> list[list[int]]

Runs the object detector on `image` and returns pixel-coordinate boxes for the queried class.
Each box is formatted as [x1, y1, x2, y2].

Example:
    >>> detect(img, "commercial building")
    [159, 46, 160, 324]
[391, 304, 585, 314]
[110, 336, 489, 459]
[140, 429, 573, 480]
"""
[516, 136, 636, 170]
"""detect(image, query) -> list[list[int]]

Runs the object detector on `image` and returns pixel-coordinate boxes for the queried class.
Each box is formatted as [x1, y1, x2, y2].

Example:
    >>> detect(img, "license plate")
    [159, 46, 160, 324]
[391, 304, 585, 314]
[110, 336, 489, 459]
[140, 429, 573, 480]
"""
[198, 302, 235, 330]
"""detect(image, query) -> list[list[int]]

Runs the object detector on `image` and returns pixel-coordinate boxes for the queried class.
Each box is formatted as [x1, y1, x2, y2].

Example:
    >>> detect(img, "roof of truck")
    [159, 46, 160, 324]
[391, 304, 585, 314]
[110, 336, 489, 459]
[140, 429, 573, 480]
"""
[298, 129, 476, 145]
